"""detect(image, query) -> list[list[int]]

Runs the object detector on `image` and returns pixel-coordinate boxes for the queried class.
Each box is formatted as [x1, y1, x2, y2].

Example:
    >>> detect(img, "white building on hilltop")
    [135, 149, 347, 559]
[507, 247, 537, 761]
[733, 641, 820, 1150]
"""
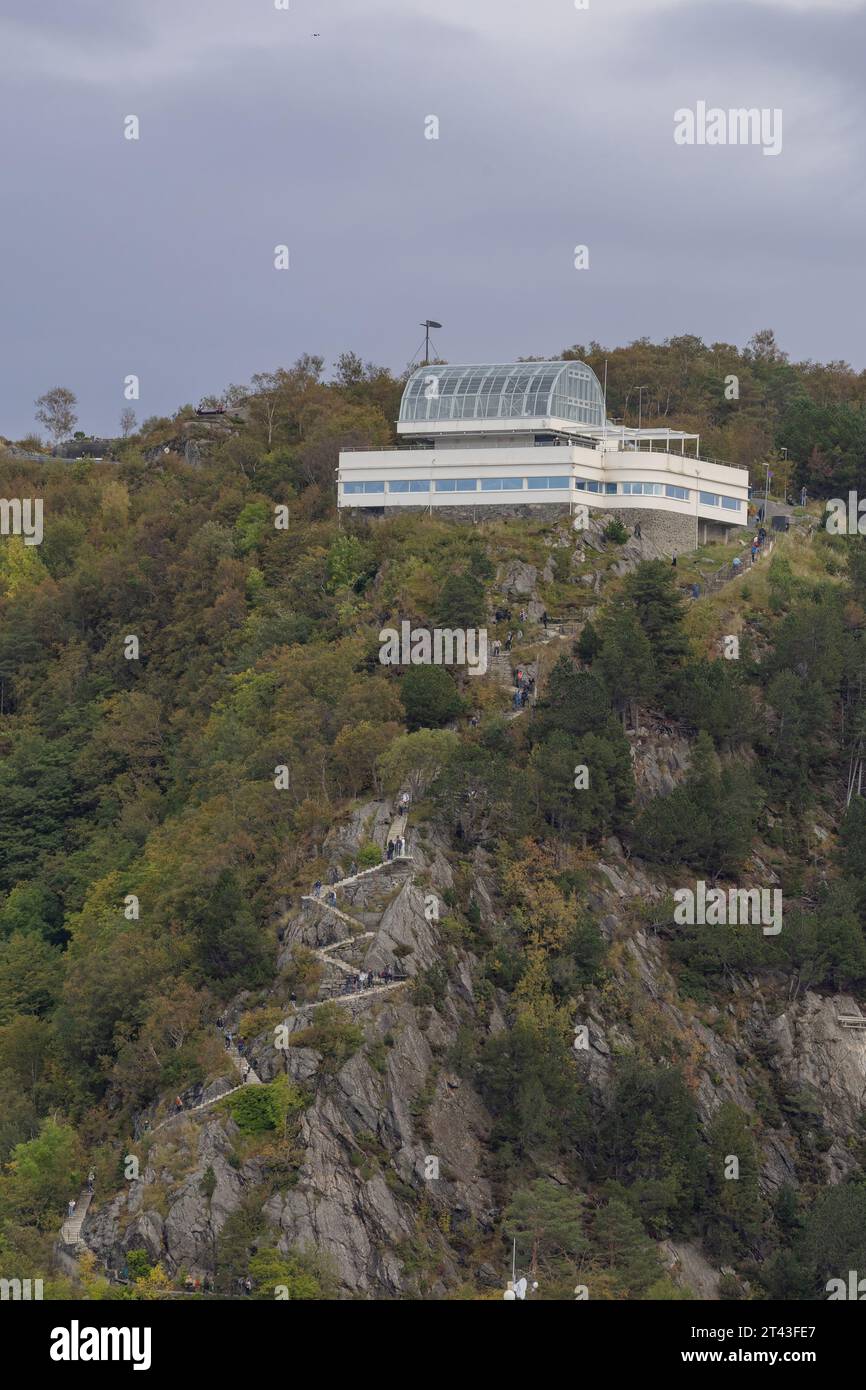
[338, 360, 751, 549]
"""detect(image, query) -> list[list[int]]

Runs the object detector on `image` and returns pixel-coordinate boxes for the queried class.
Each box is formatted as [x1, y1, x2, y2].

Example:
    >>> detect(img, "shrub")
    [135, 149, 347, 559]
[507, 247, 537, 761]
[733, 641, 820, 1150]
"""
[603, 518, 629, 545]
[288, 1003, 363, 1071]
[223, 1076, 306, 1134]
[357, 841, 382, 868]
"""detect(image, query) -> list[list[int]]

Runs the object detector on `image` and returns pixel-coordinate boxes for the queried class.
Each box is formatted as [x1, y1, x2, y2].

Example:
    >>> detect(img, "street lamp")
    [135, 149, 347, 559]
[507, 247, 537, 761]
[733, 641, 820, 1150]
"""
[503, 1239, 539, 1300]
[420, 320, 442, 366]
[637, 384, 649, 435]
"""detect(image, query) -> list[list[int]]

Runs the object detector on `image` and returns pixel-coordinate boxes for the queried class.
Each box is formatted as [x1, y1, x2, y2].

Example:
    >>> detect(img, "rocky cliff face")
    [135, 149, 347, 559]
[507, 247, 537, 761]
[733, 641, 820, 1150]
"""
[85, 808, 501, 1294]
[78, 554, 866, 1299]
[81, 788, 866, 1297]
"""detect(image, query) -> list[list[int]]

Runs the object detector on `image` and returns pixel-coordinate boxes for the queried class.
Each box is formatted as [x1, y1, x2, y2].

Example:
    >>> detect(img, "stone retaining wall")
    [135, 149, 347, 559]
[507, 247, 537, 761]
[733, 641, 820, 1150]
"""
[354, 503, 737, 552]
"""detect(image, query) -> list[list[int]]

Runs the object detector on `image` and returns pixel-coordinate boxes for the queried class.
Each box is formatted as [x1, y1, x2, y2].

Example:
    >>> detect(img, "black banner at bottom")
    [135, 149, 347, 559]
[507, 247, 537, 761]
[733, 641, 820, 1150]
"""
[3, 1297, 861, 1377]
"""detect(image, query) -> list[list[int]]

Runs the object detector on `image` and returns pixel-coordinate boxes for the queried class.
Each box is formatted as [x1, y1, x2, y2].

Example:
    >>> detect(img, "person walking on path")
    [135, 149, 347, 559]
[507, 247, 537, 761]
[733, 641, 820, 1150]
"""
[87, 1169, 95, 1193]
[68, 1199, 76, 1219]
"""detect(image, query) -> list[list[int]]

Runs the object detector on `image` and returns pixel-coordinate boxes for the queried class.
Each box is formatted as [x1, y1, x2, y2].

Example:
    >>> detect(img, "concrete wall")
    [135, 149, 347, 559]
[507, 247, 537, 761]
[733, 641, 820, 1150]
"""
[378, 502, 570, 523]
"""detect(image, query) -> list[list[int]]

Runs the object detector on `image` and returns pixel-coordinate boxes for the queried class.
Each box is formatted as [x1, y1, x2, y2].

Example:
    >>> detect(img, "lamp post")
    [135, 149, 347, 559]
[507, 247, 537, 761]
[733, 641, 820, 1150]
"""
[420, 320, 442, 367]
[637, 384, 649, 435]
[502, 1240, 539, 1301]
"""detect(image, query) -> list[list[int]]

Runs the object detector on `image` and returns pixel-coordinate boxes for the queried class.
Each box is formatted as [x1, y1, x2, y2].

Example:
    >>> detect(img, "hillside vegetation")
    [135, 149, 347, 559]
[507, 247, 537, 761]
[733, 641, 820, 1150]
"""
[2, 334, 866, 1299]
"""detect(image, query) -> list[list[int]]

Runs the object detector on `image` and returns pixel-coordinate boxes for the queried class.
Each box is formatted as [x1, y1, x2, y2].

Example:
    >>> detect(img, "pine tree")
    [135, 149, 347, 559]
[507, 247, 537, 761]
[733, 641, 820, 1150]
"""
[597, 600, 657, 725]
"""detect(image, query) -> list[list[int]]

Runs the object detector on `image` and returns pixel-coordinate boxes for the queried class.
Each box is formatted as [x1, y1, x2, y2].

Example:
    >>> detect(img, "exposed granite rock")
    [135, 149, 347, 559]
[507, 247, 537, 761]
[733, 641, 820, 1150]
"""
[497, 560, 538, 596]
[628, 731, 692, 804]
[769, 991, 866, 1181]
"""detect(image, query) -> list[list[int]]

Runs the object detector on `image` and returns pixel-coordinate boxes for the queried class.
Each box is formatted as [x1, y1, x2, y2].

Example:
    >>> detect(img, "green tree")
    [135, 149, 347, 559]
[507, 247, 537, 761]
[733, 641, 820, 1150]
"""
[1, 1119, 82, 1229]
[399, 665, 463, 730]
[623, 560, 688, 684]
[248, 1247, 329, 1300]
[592, 1196, 662, 1296]
[436, 572, 486, 628]
[34, 386, 78, 444]
[377, 728, 459, 797]
[704, 1102, 768, 1261]
[503, 1179, 588, 1277]
[183, 870, 270, 993]
[597, 601, 657, 724]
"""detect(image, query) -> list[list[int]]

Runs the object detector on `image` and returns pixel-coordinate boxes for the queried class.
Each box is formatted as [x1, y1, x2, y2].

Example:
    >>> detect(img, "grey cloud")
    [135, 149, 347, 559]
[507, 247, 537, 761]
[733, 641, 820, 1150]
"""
[1, 0, 864, 439]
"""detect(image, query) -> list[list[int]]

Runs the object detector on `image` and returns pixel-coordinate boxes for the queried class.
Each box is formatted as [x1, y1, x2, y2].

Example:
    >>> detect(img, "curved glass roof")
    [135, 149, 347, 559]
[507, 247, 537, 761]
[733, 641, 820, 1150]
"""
[399, 361, 605, 429]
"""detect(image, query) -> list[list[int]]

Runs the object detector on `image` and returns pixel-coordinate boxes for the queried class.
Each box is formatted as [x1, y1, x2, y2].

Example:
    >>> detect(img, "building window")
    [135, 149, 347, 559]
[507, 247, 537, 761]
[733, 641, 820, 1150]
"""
[388, 480, 430, 493]
[527, 476, 571, 490]
[344, 481, 385, 494]
[700, 491, 721, 507]
[575, 479, 601, 493]
[481, 478, 523, 491]
[721, 496, 741, 511]
[435, 478, 478, 492]
[622, 481, 663, 495]
[605, 482, 618, 494]
[665, 484, 690, 500]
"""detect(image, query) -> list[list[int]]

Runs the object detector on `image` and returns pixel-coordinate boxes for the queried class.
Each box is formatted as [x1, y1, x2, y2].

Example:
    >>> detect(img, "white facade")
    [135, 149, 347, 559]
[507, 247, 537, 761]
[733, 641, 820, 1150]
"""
[337, 361, 750, 528]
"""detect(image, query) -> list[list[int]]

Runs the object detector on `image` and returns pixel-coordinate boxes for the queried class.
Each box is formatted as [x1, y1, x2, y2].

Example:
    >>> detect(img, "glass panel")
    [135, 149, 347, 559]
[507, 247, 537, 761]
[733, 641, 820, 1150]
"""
[399, 361, 605, 427]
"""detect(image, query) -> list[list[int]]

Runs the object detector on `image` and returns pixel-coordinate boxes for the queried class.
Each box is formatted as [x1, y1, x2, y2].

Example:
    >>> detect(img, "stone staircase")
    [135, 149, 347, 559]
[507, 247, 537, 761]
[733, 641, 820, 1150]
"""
[148, 1037, 262, 1133]
[487, 652, 516, 691]
[292, 976, 409, 1016]
[300, 896, 366, 931]
[329, 854, 412, 892]
[59, 1189, 92, 1252]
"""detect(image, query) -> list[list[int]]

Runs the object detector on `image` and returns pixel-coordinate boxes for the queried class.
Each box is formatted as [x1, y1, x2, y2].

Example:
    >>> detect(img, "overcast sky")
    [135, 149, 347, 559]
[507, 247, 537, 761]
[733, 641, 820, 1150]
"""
[1, 0, 864, 439]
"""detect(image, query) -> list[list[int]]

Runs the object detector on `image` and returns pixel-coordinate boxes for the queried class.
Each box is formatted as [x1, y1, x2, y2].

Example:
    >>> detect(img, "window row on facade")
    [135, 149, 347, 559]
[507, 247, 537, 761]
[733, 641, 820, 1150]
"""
[342, 478, 744, 509]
